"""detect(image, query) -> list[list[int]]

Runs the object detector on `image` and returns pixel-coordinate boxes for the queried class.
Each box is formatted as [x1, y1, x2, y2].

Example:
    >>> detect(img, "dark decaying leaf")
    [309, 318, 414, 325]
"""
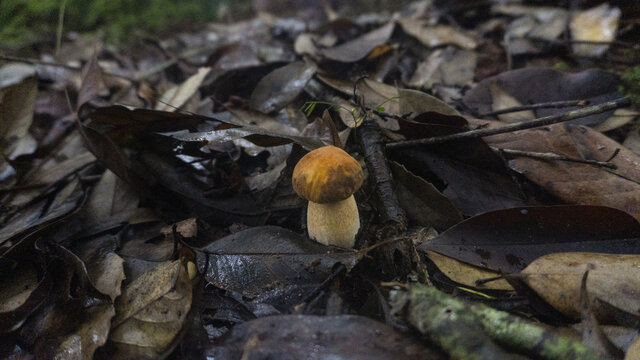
[389, 103, 533, 216]
[391, 147, 530, 217]
[207, 314, 444, 359]
[390, 161, 462, 230]
[0, 177, 88, 246]
[197, 226, 360, 298]
[320, 22, 395, 63]
[463, 68, 624, 126]
[419, 205, 640, 273]
[249, 61, 317, 114]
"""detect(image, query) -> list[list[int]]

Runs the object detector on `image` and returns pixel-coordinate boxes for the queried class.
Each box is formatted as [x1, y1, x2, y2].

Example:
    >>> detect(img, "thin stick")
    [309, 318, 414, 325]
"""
[491, 147, 617, 169]
[55, 0, 68, 57]
[386, 97, 631, 149]
[0, 53, 133, 81]
[479, 99, 588, 117]
[528, 36, 640, 50]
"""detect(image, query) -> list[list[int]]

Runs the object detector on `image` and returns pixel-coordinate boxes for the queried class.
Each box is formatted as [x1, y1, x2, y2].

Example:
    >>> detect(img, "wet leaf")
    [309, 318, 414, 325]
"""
[208, 314, 442, 359]
[420, 205, 640, 272]
[197, 226, 359, 298]
[249, 61, 317, 113]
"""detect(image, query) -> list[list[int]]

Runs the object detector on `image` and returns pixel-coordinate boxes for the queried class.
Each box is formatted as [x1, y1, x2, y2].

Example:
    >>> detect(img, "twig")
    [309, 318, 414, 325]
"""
[528, 36, 640, 51]
[0, 46, 207, 83]
[55, 0, 68, 57]
[0, 53, 133, 81]
[479, 99, 588, 117]
[358, 118, 407, 234]
[386, 97, 631, 149]
[492, 147, 617, 169]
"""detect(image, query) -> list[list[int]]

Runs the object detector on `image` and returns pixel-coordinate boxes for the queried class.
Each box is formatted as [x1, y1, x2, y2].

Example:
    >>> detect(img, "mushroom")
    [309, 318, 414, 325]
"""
[292, 146, 364, 248]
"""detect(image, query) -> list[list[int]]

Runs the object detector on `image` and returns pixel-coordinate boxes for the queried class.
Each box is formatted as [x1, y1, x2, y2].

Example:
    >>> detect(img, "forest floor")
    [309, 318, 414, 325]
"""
[1, 1, 640, 359]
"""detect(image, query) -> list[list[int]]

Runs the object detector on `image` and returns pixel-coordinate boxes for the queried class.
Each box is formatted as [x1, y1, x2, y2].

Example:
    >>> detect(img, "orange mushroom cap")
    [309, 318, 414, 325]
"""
[292, 146, 364, 204]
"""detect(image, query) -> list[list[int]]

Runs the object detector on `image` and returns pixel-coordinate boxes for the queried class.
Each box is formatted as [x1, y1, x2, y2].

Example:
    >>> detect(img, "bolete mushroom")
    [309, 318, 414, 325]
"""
[292, 146, 364, 248]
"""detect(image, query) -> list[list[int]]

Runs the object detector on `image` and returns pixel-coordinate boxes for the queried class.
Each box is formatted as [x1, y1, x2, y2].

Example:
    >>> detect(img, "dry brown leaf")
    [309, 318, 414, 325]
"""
[398, 18, 478, 49]
[488, 82, 535, 123]
[0, 266, 38, 312]
[155, 67, 211, 112]
[482, 121, 640, 222]
[161, 218, 198, 239]
[112, 260, 181, 327]
[570, 4, 620, 57]
[627, 336, 640, 360]
[522, 252, 640, 319]
[110, 260, 192, 358]
[53, 304, 115, 359]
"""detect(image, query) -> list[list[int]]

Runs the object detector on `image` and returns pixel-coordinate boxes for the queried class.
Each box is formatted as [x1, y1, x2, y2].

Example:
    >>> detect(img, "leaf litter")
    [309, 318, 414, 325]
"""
[1, 0, 640, 359]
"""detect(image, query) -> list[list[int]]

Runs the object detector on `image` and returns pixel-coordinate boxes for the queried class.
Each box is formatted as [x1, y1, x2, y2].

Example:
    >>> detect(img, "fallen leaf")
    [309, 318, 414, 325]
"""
[398, 18, 478, 49]
[571, 4, 621, 57]
[627, 336, 640, 360]
[197, 226, 359, 298]
[249, 61, 317, 113]
[0, 63, 38, 183]
[321, 22, 395, 63]
[522, 252, 640, 320]
[425, 250, 514, 291]
[110, 259, 192, 359]
[391, 161, 462, 230]
[155, 67, 211, 112]
[463, 68, 626, 127]
[207, 314, 443, 359]
[489, 82, 535, 123]
[420, 205, 640, 272]
[484, 122, 640, 222]
[408, 47, 477, 89]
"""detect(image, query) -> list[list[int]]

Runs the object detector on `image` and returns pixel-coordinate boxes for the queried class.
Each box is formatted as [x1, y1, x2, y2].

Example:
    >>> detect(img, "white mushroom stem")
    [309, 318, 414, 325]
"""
[307, 195, 360, 248]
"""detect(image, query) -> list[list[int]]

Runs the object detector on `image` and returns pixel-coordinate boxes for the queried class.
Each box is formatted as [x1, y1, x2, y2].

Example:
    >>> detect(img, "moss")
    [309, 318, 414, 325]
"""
[552, 61, 570, 72]
[620, 66, 640, 106]
[0, 0, 225, 47]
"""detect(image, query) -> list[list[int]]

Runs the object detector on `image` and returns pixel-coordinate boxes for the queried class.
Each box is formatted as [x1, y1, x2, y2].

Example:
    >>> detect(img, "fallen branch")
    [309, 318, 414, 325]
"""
[406, 284, 605, 360]
[386, 97, 631, 149]
[492, 147, 618, 169]
[479, 99, 588, 117]
[0, 53, 133, 81]
[358, 118, 407, 234]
